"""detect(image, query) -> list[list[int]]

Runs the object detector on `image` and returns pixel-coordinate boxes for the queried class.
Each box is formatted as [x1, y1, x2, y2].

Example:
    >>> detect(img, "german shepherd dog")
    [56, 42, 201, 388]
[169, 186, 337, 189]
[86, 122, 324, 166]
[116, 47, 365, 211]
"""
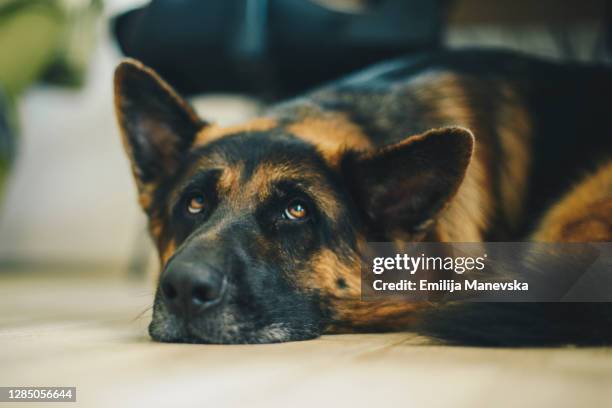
[114, 49, 612, 346]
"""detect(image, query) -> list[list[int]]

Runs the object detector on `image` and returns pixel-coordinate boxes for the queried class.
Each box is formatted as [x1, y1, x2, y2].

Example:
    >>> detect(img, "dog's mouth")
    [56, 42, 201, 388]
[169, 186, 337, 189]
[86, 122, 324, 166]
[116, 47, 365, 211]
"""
[148, 296, 321, 344]
[148, 316, 319, 344]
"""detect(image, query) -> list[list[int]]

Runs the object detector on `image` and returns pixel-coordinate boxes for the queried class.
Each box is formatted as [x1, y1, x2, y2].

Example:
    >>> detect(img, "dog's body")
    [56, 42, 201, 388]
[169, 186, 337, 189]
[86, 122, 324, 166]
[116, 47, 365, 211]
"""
[114, 49, 612, 345]
[274, 50, 612, 241]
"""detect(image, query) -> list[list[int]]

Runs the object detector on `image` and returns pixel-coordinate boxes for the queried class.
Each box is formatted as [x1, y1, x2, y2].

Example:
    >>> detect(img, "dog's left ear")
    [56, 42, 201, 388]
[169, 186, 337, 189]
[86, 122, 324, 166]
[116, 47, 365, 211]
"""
[114, 59, 205, 189]
[341, 127, 474, 238]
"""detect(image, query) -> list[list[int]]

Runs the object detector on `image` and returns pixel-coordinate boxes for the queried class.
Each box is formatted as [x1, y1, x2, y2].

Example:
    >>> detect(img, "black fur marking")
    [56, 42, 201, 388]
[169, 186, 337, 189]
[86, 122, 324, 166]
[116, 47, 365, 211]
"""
[416, 302, 612, 347]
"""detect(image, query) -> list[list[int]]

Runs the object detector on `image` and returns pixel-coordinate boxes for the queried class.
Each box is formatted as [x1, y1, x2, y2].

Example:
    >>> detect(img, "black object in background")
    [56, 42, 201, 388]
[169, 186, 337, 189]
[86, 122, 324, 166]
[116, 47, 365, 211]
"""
[113, 0, 445, 98]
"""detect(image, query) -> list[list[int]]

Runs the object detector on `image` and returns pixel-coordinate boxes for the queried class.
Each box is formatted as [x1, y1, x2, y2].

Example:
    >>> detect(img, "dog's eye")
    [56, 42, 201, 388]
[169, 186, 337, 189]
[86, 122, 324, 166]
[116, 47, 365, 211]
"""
[187, 194, 205, 215]
[283, 200, 308, 220]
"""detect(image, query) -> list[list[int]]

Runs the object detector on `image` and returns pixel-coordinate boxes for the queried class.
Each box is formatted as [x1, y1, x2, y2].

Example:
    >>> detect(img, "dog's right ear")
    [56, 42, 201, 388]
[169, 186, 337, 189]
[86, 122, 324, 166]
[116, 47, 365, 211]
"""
[114, 59, 205, 192]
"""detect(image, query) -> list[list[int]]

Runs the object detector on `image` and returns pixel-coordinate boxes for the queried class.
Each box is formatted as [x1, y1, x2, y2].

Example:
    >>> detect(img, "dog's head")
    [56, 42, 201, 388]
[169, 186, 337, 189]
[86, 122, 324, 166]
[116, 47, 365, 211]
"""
[114, 60, 474, 343]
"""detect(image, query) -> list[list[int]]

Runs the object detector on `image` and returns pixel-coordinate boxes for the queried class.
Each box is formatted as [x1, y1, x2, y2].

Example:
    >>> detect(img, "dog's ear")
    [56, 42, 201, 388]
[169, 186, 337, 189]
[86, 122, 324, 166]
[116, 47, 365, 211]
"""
[341, 127, 474, 238]
[114, 59, 205, 188]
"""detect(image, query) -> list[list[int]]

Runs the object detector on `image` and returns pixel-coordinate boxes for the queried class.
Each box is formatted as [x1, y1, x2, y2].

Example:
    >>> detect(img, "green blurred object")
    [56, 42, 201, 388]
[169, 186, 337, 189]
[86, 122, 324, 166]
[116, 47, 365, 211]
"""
[0, 87, 15, 203]
[0, 0, 102, 201]
[44, 0, 104, 87]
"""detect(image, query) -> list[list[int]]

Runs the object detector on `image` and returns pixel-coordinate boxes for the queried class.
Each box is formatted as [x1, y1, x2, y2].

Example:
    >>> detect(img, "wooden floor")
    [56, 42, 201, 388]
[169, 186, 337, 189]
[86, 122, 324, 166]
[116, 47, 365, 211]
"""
[1, 270, 612, 408]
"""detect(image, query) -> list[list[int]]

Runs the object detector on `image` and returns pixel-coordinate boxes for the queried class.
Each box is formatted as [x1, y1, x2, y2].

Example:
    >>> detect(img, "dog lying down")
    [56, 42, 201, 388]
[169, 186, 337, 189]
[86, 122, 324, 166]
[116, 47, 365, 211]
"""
[114, 49, 612, 346]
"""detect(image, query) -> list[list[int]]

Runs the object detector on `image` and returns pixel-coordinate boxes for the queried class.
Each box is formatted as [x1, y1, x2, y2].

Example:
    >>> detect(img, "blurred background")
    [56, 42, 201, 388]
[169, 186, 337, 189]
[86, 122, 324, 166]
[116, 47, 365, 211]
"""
[0, 0, 610, 276]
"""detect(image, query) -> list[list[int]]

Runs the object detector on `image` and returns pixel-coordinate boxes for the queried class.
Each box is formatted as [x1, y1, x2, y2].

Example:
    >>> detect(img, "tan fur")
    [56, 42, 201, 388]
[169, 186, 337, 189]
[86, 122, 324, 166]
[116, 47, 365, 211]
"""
[407, 71, 498, 242]
[532, 160, 612, 242]
[329, 302, 424, 331]
[437, 154, 490, 242]
[305, 247, 362, 297]
[136, 184, 156, 211]
[286, 113, 373, 164]
[160, 240, 177, 265]
[245, 162, 342, 219]
[217, 164, 244, 196]
[195, 117, 277, 145]
[496, 85, 532, 229]
[304, 246, 425, 331]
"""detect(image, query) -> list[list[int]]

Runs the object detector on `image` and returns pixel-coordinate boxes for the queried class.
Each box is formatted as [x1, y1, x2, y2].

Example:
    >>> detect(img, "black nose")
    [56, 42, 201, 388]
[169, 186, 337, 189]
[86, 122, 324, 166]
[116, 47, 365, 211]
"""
[160, 261, 225, 316]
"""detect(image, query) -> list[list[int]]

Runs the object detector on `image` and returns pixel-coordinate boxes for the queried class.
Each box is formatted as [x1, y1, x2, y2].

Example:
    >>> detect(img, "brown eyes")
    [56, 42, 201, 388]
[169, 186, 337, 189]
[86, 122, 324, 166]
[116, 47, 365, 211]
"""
[187, 195, 205, 215]
[184, 194, 309, 221]
[284, 200, 308, 221]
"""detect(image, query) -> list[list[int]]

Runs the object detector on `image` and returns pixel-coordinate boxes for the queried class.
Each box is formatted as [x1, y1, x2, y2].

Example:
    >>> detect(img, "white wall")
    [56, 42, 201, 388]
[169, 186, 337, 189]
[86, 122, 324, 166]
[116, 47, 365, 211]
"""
[0, 3, 260, 267]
